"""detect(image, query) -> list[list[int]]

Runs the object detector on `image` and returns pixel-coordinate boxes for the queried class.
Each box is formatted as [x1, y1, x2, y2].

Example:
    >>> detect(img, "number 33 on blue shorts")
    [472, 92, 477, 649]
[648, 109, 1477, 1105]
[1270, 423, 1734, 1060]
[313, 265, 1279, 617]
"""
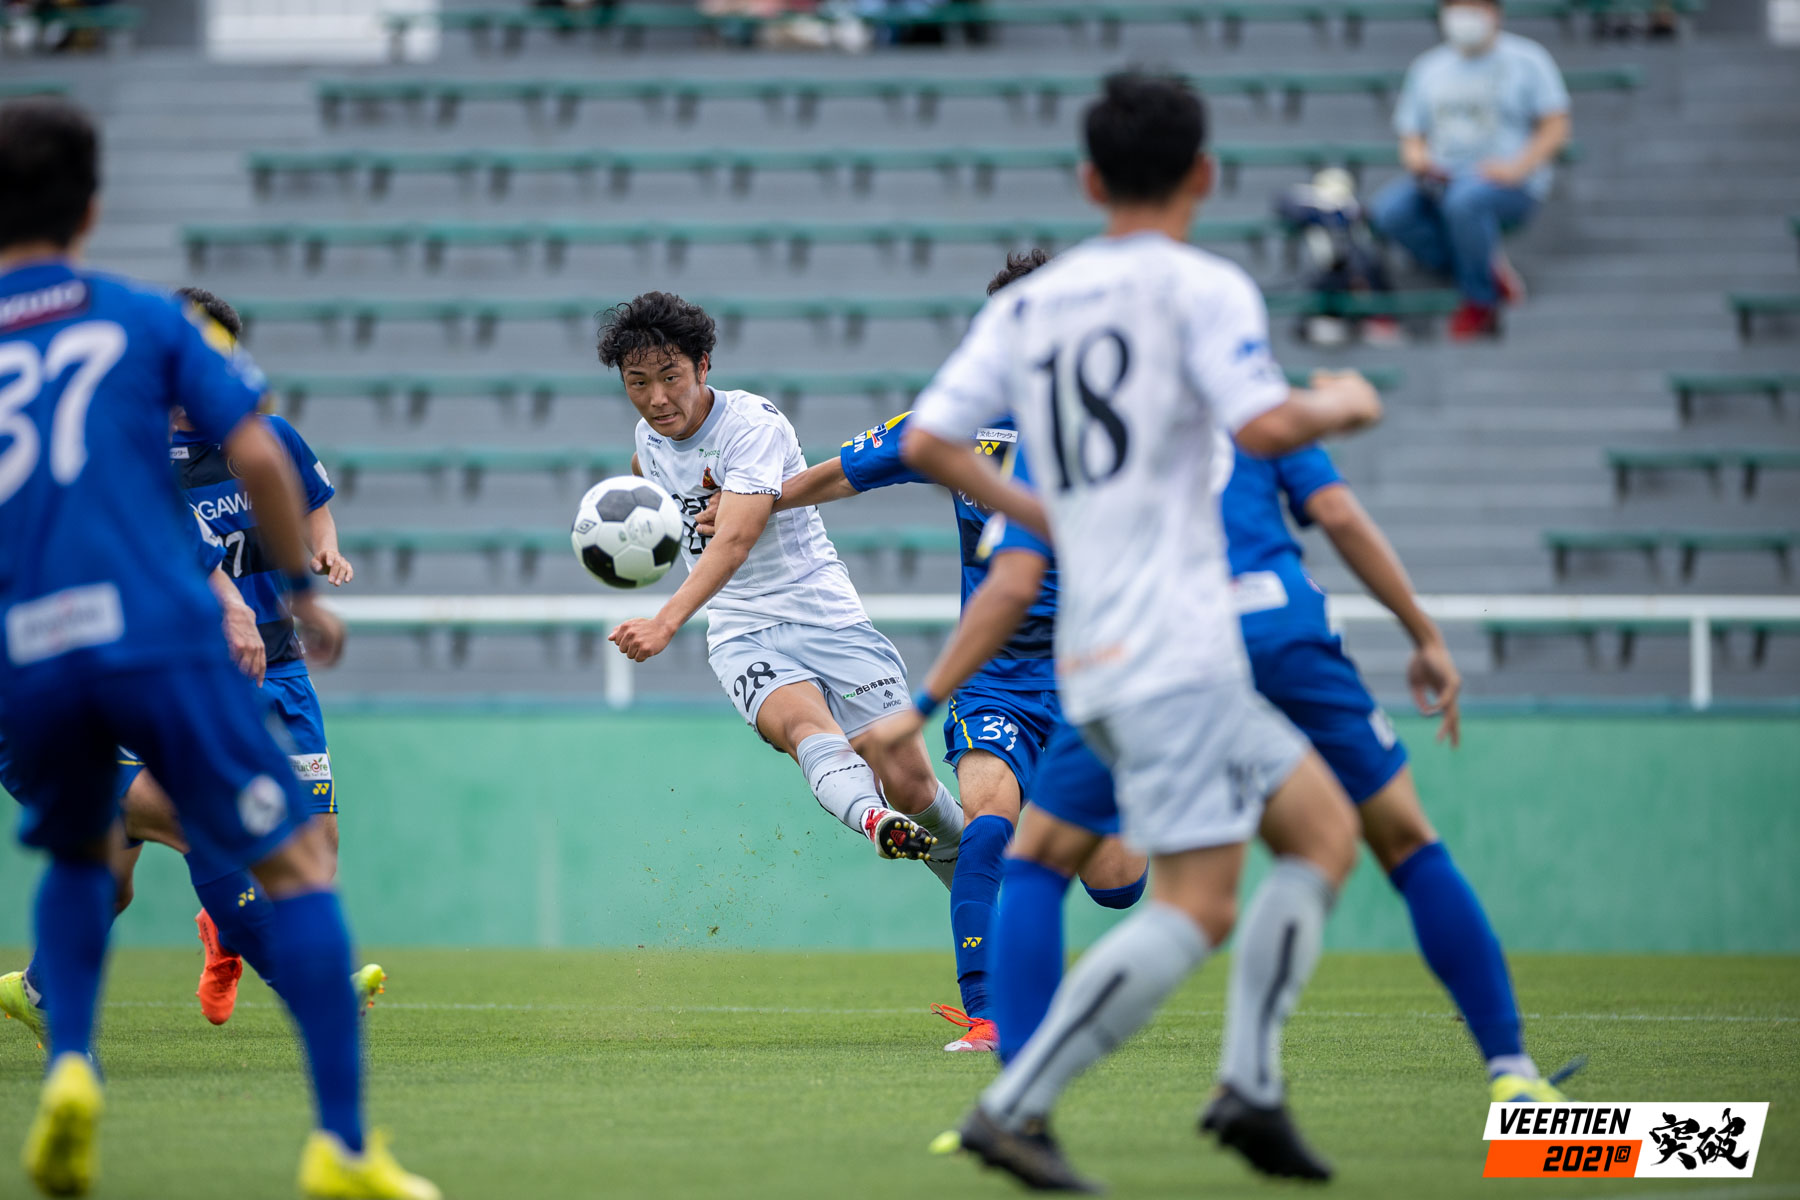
[943, 685, 1061, 794]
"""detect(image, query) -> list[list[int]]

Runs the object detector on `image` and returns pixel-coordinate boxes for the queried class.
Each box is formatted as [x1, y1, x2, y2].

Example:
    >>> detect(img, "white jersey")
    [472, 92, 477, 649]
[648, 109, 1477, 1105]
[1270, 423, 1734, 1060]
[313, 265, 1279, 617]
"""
[635, 388, 867, 648]
[912, 232, 1290, 723]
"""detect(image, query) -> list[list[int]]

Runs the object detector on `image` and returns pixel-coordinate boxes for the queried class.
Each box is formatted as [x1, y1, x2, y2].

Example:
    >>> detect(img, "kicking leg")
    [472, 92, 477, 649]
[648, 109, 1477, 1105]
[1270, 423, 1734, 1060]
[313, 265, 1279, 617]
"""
[758, 681, 935, 861]
[854, 725, 963, 885]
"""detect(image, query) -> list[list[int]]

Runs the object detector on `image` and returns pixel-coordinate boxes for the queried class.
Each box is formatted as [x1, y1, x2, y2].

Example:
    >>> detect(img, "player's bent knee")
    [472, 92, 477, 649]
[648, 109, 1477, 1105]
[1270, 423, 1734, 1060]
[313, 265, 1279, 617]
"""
[1263, 754, 1360, 888]
[953, 751, 1021, 824]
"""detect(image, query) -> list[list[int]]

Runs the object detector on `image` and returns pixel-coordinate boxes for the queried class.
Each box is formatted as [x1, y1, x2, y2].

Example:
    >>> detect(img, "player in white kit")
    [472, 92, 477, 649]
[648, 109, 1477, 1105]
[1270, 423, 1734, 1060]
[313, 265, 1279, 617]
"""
[601, 293, 964, 879]
[903, 73, 1384, 1189]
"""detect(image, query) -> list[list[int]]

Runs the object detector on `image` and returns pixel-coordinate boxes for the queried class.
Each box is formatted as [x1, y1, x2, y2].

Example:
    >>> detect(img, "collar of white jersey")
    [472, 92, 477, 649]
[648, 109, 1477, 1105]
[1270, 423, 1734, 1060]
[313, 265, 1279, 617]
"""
[669, 385, 728, 446]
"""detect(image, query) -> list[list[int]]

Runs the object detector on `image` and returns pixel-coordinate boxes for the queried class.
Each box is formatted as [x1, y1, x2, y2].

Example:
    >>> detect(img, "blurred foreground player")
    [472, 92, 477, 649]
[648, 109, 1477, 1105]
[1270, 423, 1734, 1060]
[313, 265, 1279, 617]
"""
[0, 97, 436, 1199]
[902, 72, 1382, 1189]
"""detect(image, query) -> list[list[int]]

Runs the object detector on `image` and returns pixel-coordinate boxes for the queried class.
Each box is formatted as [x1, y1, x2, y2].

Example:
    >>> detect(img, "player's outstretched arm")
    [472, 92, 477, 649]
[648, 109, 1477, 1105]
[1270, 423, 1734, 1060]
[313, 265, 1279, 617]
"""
[222, 417, 345, 666]
[901, 427, 1050, 540]
[694, 458, 857, 537]
[1236, 371, 1383, 459]
[1307, 483, 1461, 746]
[208, 565, 266, 684]
[872, 547, 1048, 753]
[610, 490, 777, 662]
[306, 503, 354, 586]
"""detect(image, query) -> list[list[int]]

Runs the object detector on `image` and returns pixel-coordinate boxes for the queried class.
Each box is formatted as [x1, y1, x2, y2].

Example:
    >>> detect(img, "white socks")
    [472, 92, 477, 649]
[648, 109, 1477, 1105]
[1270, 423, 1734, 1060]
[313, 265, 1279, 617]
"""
[796, 733, 884, 835]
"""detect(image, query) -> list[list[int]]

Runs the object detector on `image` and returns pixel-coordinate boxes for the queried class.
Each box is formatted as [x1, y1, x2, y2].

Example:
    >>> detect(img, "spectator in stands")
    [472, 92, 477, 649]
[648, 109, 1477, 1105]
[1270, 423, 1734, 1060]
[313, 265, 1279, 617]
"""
[1370, 0, 1571, 339]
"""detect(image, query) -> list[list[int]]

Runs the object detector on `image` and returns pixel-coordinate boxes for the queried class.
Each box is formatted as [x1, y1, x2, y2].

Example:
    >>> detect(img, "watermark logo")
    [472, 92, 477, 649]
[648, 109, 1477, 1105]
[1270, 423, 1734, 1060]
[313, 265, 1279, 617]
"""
[1482, 1102, 1767, 1179]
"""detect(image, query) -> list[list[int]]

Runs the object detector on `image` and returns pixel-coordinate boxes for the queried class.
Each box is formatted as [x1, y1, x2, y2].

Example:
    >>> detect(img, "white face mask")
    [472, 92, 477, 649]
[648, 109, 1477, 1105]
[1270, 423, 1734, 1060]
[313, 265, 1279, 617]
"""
[1440, 5, 1497, 51]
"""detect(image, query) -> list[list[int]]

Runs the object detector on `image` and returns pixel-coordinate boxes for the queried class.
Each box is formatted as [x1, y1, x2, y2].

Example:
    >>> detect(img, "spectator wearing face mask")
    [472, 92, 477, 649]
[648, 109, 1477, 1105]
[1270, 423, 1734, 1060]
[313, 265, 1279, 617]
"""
[1369, 0, 1571, 339]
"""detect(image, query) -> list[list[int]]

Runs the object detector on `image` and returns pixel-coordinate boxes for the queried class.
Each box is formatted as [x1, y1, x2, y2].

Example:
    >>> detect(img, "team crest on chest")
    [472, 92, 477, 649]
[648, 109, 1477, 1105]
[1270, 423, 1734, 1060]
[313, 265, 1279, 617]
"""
[701, 466, 718, 491]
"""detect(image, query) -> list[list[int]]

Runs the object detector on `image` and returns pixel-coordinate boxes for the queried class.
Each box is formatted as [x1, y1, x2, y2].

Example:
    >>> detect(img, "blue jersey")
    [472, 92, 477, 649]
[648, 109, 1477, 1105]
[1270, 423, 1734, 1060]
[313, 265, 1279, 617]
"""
[173, 414, 332, 675]
[0, 261, 265, 686]
[1220, 444, 1343, 646]
[840, 411, 1057, 690]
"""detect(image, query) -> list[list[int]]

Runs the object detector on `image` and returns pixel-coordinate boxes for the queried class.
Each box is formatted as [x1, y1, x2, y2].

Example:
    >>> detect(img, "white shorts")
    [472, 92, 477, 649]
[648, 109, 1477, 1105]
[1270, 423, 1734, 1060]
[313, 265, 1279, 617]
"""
[708, 620, 910, 738]
[1082, 678, 1307, 855]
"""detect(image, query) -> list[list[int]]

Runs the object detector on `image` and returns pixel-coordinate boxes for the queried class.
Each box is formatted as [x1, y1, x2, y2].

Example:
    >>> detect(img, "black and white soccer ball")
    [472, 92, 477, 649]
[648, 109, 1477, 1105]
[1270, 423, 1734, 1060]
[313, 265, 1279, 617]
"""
[571, 476, 683, 589]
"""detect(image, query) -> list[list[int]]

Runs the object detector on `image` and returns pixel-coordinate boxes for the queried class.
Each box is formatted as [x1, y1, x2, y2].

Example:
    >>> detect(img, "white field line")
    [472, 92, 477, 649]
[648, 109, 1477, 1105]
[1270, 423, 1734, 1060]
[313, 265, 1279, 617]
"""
[100, 1000, 1800, 1023]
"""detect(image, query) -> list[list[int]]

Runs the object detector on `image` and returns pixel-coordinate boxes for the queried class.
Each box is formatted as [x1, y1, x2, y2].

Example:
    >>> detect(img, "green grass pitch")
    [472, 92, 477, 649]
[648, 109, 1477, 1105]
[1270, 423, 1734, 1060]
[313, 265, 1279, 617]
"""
[0, 949, 1794, 1199]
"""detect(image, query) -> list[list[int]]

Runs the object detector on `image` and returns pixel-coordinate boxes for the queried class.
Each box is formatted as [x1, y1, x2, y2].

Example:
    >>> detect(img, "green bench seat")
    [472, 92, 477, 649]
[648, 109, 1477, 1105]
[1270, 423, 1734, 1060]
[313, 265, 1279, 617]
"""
[1606, 447, 1800, 498]
[337, 524, 959, 579]
[248, 141, 1578, 197]
[1544, 529, 1797, 579]
[381, 1, 1693, 55]
[1667, 371, 1800, 421]
[318, 67, 1639, 124]
[183, 217, 1285, 270]
[319, 444, 837, 493]
[0, 81, 68, 98]
[1483, 617, 1800, 666]
[266, 365, 1401, 420]
[1728, 293, 1800, 342]
[234, 291, 1456, 341]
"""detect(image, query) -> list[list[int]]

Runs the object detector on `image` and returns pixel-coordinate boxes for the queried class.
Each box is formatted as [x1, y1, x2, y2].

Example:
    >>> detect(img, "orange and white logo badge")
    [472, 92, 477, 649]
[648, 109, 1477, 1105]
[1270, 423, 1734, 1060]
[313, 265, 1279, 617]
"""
[1483, 1102, 1768, 1179]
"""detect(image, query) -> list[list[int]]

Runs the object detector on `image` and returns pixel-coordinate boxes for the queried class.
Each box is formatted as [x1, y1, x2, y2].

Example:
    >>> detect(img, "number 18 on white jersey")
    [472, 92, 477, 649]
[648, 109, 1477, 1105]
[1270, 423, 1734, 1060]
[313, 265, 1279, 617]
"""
[912, 233, 1291, 724]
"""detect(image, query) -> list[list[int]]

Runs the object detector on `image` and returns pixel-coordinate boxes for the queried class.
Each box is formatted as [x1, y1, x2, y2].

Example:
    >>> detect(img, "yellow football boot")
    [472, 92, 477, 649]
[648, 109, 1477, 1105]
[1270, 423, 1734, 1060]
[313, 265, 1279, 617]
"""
[0, 970, 46, 1050]
[22, 1053, 103, 1197]
[1490, 1073, 1566, 1103]
[352, 965, 387, 1012]
[298, 1129, 440, 1200]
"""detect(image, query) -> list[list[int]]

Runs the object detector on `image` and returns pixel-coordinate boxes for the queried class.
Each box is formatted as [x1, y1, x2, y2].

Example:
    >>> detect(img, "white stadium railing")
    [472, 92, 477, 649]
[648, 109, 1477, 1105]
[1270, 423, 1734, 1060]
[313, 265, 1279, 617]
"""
[327, 594, 1800, 711]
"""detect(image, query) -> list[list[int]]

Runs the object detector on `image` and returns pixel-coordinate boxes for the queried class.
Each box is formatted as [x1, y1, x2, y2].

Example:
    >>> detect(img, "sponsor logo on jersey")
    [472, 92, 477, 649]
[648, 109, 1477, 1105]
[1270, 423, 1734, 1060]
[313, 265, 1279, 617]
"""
[192, 492, 251, 521]
[4, 583, 125, 666]
[288, 752, 332, 782]
[1481, 1102, 1767, 1179]
[974, 427, 1018, 446]
[698, 447, 720, 459]
[0, 280, 88, 333]
[841, 675, 902, 701]
[170, 445, 190, 459]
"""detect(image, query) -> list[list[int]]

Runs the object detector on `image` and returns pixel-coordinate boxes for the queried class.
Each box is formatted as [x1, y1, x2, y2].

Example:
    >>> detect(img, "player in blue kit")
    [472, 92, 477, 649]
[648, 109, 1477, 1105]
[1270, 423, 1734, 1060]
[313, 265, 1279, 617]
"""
[168, 286, 372, 1025]
[0, 98, 436, 1198]
[697, 253, 1148, 1055]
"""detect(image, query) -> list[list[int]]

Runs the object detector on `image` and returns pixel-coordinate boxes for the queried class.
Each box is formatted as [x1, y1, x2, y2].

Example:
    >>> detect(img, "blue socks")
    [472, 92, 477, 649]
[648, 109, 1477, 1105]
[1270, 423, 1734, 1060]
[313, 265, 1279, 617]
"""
[991, 856, 1073, 1063]
[1082, 872, 1147, 910]
[190, 865, 281, 995]
[950, 815, 1011, 1019]
[32, 859, 116, 1061]
[1389, 841, 1524, 1062]
[266, 890, 364, 1153]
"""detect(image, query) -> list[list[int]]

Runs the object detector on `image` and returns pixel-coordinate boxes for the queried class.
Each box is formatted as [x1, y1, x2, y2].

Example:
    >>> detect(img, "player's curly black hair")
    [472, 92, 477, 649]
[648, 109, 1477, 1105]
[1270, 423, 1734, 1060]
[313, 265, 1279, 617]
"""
[175, 285, 243, 339]
[0, 97, 99, 251]
[987, 249, 1051, 295]
[1083, 71, 1207, 204]
[597, 291, 717, 372]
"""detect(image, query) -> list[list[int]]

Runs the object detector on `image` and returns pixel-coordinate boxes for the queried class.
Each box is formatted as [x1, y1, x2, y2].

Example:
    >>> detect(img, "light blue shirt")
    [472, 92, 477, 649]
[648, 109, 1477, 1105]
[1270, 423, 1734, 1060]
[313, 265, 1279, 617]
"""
[1394, 31, 1570, 199]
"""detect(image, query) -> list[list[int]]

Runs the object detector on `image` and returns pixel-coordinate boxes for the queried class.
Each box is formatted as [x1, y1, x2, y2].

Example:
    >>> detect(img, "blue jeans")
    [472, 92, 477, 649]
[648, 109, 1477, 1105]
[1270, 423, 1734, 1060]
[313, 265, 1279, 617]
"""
[1370, 173, 1537, 307]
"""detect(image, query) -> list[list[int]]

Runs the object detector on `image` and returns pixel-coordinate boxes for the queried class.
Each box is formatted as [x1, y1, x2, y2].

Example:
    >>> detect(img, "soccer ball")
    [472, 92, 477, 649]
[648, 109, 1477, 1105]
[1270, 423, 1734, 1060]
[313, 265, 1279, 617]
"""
[571, 476, 683, 589]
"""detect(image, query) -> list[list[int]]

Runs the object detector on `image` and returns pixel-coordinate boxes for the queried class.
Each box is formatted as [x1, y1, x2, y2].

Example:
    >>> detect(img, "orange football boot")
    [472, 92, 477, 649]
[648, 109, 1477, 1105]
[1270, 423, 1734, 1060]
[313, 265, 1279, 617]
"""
[932, 1003, 999, 1053]
[195, 909, 244, 1026]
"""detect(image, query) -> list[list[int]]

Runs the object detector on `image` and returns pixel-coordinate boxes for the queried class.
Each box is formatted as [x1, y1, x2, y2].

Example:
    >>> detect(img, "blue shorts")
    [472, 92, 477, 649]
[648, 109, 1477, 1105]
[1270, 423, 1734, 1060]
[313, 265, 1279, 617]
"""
[261, 668, 334, 817]
[1248, 636, 1408, 805]
[0, 736, 140, 808]
[1027, 720, 1120, 837]
[943, 684, 1061, 794]
[2, 659, 309, 876]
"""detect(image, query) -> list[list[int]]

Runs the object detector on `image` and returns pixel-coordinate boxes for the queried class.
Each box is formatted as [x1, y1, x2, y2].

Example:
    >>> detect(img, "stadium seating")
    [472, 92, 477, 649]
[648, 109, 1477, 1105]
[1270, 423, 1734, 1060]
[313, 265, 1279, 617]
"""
[0, 4, 140, 50]
[248, 142, 1581, 198]
[0, 81, 68, 98]
[321, 444, 839, 495]
[1606, 448, 1800, 499]
[1668, 372, 1800, 422]
[1728, 293, 1800, 342]
[1544, 530, 1797, 580]
[316, 68, 1641, 126]
[380, 0, 1698, 55]
[234, 293, 1456, 343]
[182, 217, 1287, 271]
[269, 366, 1404, 421]
[1484, 618, 1800, 667]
